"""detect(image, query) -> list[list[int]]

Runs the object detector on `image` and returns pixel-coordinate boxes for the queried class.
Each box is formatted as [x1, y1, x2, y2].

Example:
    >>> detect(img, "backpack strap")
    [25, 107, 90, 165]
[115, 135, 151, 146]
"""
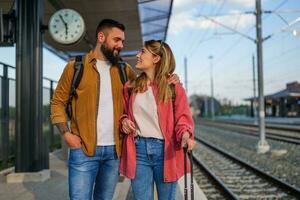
[170, 84, 176, 128]
[118, 58, 128, 85]
[66, 55, 84, 120]
[170, 84, 176, 105]
[70, 56, 84, 97]
[118, 58, 132, 99]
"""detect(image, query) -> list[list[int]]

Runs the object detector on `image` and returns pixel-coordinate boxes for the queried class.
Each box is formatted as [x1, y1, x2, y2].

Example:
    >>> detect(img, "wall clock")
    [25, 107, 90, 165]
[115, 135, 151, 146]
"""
[49, 9, 85, 45]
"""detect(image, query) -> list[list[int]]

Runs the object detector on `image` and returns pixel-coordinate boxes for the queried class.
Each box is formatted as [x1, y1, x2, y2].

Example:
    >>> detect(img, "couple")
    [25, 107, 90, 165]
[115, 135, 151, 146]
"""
[51, 19, 195, 200]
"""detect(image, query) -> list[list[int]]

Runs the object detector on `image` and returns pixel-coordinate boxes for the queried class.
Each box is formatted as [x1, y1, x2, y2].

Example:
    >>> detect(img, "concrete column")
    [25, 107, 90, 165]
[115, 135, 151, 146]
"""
[15, 0, 49, 172]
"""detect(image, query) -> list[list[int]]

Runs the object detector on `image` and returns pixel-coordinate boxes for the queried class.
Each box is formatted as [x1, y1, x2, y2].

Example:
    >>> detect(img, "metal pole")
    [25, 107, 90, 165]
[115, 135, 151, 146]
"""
[255, 0, 270, 153]
[15, 0, 48, 172]
[252, 54, 258, 124]
[0, 9, 4, 42]
[204, 97, 208, 118]
[184, 56, 188, 94]
[209, 55, 215, 120]
[1, 65, 9, 169]
[50, 80, 54, 152]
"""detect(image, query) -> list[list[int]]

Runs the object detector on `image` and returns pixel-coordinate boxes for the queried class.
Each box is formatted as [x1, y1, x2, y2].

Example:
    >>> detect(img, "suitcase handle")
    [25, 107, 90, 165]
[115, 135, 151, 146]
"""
[184, 146, 188, 200]
[183, 146, 194, 200]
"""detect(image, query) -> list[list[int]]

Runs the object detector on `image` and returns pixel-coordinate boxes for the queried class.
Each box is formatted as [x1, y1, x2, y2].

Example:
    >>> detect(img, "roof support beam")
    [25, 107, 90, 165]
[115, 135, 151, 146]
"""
[147, 22, 166, 28]
[163, 0, 173, 41]
[144, 7, 168, 14]
[143, 28, 165, 36]
[141, 14, 168, 23]
[138, 0, 160, 4]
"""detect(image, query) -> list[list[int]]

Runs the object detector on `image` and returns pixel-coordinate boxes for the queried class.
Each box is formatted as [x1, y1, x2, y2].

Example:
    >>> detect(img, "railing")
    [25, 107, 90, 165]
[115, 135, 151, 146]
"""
[0, 61, 60, 170]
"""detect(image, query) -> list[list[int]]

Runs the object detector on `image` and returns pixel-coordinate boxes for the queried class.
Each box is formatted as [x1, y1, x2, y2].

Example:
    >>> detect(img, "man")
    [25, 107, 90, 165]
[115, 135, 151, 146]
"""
[51, 19, 178, 200]
[51, 19, 135, 200]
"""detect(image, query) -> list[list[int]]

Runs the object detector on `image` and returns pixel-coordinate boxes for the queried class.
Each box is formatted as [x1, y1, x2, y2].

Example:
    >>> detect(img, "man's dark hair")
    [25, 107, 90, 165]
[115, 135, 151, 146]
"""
[95, 19, 125, 39]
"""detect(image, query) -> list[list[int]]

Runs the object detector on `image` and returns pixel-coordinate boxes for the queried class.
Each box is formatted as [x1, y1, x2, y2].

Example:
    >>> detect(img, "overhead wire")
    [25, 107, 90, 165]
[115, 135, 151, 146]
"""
[189, 0, 226, 57]
[265, 45, 300, 64]
[179, 0, 294, 99]
[213, 0, 290, 66]
[180, 2, 207, 55]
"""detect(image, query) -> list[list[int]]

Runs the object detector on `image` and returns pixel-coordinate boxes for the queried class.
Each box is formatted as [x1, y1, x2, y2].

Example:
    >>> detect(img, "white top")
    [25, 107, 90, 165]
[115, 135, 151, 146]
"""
[96, 59, 115, 146]
[133, 87, 164, 139]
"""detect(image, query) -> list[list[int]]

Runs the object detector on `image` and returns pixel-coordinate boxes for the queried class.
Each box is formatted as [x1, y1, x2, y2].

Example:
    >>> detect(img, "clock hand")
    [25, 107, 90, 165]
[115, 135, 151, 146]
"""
[59, 14, 67, 26]
[59, 14, 68, 37]
[65, 24, 68, 37]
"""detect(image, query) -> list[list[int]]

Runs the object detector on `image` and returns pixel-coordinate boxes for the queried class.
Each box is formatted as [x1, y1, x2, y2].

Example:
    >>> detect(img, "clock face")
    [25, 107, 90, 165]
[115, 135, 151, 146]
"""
[49, 9, 85, 45]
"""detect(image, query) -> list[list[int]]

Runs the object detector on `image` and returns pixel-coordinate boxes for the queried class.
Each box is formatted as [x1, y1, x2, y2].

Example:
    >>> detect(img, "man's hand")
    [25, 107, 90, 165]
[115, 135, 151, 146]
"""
[167, 73, 181, 85]
[121, 118, 136, 134]
[63, 132, 82, 149]
[181, 132, 195, 151]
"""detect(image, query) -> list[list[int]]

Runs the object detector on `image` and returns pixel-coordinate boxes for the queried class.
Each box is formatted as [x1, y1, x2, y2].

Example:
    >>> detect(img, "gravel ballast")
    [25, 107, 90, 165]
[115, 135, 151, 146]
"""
[195, 123, 300, 188]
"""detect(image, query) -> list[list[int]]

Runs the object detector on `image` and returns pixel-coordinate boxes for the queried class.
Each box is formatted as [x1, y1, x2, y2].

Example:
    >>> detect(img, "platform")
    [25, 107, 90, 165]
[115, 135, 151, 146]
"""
[0, 150, 207, 200]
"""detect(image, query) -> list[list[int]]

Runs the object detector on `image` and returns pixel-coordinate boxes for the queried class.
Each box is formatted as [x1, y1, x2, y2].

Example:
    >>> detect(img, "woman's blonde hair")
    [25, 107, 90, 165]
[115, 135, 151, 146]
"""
[130, 40, 176, 103]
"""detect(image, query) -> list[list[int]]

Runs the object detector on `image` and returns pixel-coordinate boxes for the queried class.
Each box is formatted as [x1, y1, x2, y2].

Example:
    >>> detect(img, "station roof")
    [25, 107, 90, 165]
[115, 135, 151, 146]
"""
[266, 88, 300, 99]
[0, 0, 173, 63]
[245, 93, 300, 101]
[245, 82, 300, 101]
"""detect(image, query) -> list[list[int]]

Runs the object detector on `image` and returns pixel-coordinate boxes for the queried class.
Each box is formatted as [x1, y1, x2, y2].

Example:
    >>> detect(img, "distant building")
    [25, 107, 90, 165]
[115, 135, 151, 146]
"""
[189, 95, 221, 118]
[245, 81, 300, 117]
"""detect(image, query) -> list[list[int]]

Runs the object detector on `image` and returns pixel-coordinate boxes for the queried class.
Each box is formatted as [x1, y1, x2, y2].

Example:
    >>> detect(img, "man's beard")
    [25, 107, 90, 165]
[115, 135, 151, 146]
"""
[100, 43, 120, 65]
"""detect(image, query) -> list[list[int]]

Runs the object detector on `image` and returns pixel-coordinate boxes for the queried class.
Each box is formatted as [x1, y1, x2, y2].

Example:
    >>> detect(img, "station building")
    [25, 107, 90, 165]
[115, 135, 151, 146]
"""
[246, 81, 300, 117]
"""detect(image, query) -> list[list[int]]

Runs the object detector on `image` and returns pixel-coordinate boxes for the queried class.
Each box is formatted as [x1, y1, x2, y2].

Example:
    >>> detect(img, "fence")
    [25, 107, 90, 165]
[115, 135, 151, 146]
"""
[0, 61, 60, 170]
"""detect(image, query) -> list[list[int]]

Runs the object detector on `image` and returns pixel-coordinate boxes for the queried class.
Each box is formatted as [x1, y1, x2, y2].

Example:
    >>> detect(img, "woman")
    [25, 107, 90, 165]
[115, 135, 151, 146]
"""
[119, 40, 195, 200]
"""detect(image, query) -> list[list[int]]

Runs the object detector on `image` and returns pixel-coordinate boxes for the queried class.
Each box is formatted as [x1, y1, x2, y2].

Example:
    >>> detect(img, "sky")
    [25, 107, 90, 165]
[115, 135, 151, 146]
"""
[0, 0, 299, 105]
[167, 0, 300, 104]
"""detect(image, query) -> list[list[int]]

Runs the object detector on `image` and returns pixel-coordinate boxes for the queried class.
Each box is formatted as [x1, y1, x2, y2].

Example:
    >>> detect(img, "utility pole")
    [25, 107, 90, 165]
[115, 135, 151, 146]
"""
[204, 97, 208, 118]
[197, 0, 282, 153]
[208, 55, 215, 120]
[184, 56, 188, 93]
[256, 0, 270, 153]
[252, 54, 258, 124]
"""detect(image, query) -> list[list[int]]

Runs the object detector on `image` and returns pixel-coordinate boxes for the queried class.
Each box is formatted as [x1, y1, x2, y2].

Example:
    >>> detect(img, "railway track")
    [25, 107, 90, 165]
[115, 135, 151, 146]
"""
[200, 120, 300, 145]
[192, 137, 300, 199]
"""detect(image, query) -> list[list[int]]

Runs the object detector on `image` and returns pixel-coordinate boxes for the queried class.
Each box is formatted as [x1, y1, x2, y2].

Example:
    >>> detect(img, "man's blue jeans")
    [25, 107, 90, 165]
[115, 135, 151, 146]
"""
[68, 145, 120, 200]
[131, 137, 177, 200]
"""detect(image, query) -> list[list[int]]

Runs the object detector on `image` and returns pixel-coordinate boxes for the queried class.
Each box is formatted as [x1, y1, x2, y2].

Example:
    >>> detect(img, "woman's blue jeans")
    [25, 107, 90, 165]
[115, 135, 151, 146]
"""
[131, 137, 177, 200]
[68, 145, 120, 200]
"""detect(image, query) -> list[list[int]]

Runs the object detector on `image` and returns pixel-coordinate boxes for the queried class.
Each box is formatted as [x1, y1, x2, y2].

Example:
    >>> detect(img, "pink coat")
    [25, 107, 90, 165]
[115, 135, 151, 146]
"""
[119, 82, 194, 182]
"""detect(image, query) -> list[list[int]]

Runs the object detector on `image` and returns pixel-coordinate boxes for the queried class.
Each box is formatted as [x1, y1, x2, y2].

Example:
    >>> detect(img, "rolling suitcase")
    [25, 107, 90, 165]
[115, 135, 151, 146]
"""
[183, 146, 194, 200]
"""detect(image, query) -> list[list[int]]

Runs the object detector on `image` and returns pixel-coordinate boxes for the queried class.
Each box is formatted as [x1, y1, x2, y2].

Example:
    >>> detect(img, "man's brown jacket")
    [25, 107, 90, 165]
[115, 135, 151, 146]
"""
[51, 50, 135, 157]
